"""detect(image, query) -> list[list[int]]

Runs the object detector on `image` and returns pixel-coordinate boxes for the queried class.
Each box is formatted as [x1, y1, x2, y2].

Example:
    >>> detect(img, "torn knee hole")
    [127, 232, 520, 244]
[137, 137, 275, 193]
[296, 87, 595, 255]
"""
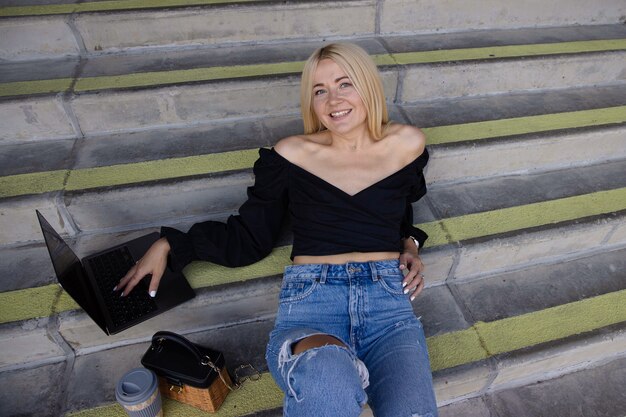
[291, 334, 346, 355]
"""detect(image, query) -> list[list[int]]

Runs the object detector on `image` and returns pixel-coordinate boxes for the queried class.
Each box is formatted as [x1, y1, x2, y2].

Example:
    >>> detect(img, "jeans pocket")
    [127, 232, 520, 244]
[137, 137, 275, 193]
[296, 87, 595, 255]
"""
[279, 278, 319, 304]
[376, 272, 406, 296]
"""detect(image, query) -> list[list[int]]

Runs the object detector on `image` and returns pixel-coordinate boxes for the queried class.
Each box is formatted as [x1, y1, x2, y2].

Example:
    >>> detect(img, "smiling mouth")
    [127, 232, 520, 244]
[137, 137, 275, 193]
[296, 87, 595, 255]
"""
[330, 109, 351, 118]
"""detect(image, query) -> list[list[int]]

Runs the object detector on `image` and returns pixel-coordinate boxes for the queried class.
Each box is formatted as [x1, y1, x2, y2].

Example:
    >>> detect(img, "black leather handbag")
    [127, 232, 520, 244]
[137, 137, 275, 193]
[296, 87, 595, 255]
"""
[141, 331, 232, 412]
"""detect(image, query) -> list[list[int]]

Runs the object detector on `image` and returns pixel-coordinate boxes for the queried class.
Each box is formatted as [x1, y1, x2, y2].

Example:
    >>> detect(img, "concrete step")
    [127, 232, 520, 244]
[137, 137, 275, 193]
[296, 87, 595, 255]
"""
[2, 116, 624, 245]
[4, 24, 626, 83]
[2, 180, 624, 323]
[438, 350, 626, 417]
[1, 94, 625, 247]
[1, 35, 625, 138]
[2, 0, 624, 59]
[1, 5, 624, 415]
[2, 81, 626, 176]
[2, 252, 623, 415]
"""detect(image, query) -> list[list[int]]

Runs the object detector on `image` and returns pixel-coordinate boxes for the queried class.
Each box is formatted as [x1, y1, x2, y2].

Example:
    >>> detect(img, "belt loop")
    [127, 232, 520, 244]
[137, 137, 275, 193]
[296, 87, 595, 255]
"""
[319, 264, 329, 284]
[369, 261, 379, 281]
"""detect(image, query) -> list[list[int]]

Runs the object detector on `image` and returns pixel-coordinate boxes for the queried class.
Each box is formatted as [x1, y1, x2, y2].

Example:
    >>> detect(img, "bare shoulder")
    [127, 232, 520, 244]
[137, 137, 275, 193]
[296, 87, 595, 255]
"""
[274, 132, 330, 163]
[385, 124, 426, 159]
[274, 135, 304, 158]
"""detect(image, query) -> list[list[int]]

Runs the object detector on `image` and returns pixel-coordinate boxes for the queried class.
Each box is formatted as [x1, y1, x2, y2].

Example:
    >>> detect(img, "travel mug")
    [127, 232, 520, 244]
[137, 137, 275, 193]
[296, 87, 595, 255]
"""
[115, 367, 163, 417]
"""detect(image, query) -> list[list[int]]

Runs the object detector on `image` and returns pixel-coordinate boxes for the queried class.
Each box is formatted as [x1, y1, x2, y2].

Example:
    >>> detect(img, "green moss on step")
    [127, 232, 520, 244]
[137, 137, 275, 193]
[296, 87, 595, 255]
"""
[74, 62, 306, 92]
[0, 78, 72, 98]
[0, 284, 57, 323]
[427, 327, 487, 371]
[392, 39, 626, 64]
[476, 289, 626, 355]
[0, 170, 67, 198]
[65, 149, 259, 191]
[423, 106, 626, 145]
[440, 188, 626, 242]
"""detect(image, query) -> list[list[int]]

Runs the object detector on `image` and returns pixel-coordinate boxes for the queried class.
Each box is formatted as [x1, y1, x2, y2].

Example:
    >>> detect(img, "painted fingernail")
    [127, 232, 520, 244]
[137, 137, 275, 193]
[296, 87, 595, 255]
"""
[149, 291, 157, 298]
[112, 285, 117, 292]
[410, 295, 416, 301]
[402, 281, 408, 288]
[403, 288, 409, 294]
[120, 291, 124, 297]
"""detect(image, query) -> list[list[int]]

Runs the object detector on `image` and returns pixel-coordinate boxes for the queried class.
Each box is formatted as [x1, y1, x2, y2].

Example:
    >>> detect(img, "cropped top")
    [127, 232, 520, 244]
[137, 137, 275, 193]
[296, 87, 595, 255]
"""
[161, 147, 429, 271]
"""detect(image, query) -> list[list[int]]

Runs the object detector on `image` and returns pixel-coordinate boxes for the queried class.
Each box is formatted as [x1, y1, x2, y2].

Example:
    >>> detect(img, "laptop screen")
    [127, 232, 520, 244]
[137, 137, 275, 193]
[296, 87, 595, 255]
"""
[37, 211, 106, 329]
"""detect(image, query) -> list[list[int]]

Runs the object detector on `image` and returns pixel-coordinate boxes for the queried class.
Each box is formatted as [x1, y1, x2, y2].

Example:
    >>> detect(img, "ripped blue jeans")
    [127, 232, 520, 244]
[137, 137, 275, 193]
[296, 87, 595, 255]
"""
[265, 260, 438, 417]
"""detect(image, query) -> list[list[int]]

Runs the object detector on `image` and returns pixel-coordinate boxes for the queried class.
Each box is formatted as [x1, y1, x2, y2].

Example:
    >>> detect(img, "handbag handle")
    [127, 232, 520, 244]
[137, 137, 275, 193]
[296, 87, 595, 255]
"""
[148, 331, 261, 390]
[152, 331, 208, 365]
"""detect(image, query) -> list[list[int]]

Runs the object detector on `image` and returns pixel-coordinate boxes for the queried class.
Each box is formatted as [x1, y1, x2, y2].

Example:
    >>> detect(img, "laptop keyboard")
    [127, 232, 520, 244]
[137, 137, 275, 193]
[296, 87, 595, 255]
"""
[90, 247, 157, 328]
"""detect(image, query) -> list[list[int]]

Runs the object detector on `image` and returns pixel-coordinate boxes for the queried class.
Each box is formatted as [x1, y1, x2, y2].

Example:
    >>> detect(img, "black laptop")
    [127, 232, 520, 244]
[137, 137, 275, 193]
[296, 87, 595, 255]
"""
[36, 210, 195, 335]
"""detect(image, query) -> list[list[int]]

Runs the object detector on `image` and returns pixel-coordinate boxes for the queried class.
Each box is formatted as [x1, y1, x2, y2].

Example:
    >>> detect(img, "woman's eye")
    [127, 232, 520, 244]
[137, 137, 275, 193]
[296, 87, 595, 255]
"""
[339, 82, 352, 88]
[314, 89, 326, 96]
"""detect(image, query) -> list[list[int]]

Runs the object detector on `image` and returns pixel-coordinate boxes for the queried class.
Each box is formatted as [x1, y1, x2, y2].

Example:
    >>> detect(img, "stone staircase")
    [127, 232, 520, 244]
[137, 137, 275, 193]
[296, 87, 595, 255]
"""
[1, 1, 626, 416]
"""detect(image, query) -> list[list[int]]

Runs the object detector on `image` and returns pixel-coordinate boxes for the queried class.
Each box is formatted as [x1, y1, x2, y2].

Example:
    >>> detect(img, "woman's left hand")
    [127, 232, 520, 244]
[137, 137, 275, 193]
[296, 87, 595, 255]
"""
[399, 247, 425, 301]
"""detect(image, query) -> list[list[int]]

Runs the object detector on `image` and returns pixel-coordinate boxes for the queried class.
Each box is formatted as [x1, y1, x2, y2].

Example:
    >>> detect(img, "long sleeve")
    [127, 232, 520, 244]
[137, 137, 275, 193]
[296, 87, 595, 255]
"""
[400, 147, 429, 248]
[161, 148, 289, 271]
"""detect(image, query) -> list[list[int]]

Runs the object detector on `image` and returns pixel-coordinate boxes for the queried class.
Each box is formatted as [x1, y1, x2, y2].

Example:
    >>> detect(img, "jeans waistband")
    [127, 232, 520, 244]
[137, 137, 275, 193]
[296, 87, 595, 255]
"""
[284, 259, 400, 283]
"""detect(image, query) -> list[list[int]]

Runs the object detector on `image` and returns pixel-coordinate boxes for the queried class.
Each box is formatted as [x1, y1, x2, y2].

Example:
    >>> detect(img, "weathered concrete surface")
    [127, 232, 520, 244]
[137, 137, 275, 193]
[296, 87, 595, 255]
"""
[451, 215, 624, 281]
[0, 96, 76, 142]
[0, 360, 68, 416]
[400, 52, 626, 102]
[64, 172, 251, 232]
[452, 247, 626, 322]
[403, 83, 626, 128]
[426, 126, 626, 185]
[0, 138, 75, 176]
[0, 242, 55, 292]
[430, 159, 626, 217]
[0, 320, 66, 370]
[6, 24, 626, 84]
[383, 24, 626, 54]
[413, 284, 470, 337]
[69, 78, 300, 135]
[379, 0, 626, 35]
[487, 355, 626, 417]
[434, 362, 492, 405]
[438, 396, 494, 417]
[0, 320, 69, 417]
[0, 16, 79, 60]
[491, 327, 626, 390]
[0, 194, 72, 245]
[66, 68, 398, 136]
[419, 246, 456, 288]
[74, 1, 376, 53]
[72, 121, 268, 169]
[606, 219, 626, 246]
[72, 37, 382, 78]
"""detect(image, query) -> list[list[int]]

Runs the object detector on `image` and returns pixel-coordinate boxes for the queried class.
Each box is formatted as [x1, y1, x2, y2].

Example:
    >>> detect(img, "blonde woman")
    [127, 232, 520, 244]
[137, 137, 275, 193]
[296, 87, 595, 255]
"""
[118, 43, 438, 417]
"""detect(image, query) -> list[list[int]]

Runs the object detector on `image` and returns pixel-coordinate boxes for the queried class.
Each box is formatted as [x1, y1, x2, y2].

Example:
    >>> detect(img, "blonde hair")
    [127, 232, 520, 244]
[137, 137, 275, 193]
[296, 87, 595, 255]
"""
[300, 43, 389, 140]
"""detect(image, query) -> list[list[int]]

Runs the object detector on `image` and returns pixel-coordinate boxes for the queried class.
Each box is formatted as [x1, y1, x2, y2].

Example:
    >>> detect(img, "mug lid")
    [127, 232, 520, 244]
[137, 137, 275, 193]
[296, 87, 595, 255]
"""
[115, 367, 158, 405]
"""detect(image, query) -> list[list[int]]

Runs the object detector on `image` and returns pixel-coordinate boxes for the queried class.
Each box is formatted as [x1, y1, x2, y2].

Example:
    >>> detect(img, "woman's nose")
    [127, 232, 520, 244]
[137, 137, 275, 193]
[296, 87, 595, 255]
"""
[328, 88, 343, 103]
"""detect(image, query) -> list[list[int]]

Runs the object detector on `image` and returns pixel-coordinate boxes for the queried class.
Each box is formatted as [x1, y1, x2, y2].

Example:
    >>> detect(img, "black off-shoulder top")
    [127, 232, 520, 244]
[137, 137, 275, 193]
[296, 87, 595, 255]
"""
[161, 147, 429, 271]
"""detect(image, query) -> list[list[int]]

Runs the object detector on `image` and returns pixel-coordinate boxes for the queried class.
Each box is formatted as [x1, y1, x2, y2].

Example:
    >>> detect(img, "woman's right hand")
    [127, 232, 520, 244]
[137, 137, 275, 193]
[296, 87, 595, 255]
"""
[114, 237, 171, 298]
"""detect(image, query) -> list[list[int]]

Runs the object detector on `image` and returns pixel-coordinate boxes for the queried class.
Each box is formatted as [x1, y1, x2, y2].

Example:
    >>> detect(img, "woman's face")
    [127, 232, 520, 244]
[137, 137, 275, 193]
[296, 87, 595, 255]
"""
[311, 59, 367, 136]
